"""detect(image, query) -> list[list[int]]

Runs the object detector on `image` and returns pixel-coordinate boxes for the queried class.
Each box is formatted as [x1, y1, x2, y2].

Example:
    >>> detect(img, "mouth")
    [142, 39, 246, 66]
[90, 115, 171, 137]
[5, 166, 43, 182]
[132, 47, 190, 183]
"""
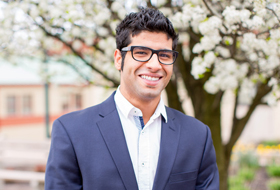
[140, 75, 161, 81]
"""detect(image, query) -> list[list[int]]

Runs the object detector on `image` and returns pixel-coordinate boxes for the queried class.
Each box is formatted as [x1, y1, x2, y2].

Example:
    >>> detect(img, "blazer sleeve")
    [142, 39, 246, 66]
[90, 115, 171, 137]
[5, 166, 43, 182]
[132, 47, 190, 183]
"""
[196, 126, 220, 190]
[45, 119, 82, 190]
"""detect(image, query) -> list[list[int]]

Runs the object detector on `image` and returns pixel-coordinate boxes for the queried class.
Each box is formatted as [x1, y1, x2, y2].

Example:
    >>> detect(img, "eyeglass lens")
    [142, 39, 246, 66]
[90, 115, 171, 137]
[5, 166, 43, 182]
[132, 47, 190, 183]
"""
[132, 47, 176, 64]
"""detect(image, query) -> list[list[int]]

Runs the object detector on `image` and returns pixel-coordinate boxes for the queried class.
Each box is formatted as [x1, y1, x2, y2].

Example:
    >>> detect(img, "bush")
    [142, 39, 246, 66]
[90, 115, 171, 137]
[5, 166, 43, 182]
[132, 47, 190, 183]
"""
[238, 168, 255, 181]
[260, 141, 280, 146]
[229, 186, 249, 190]
[238, 151, 259, 169]
[267, 165, 280, 177]
[229, 176, 249, 190]
[269, 181, 280, 190]
[229, 175, 245, 186]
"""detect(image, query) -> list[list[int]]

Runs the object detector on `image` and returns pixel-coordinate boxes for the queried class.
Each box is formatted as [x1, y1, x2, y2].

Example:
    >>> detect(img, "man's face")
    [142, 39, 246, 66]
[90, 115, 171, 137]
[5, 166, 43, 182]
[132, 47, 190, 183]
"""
[114, 31, 173, 103]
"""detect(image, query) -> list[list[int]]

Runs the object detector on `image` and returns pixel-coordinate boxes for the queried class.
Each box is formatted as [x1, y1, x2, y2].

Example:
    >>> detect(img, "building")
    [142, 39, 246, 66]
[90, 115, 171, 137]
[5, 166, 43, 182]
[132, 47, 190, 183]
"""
[0, 58, 114, 141]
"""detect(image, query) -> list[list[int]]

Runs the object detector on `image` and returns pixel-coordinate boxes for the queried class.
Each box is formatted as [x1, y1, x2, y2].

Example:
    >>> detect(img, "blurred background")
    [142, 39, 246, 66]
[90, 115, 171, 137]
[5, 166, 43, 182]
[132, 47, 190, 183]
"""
[0, 0, 280, 190]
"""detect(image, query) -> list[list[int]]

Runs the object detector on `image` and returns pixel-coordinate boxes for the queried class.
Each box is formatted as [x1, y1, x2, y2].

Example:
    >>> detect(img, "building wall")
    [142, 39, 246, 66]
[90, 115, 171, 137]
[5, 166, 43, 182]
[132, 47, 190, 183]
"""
[0, 84, 96, 127]
[0, 84, 115, 140]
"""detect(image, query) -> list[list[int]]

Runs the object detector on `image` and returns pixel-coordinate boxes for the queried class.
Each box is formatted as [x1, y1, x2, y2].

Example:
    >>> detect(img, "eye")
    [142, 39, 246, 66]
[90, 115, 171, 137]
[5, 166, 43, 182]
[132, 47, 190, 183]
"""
[159, 52, 172, 59]
[135, 51, 148, 55]
[133, 47, 151, 56]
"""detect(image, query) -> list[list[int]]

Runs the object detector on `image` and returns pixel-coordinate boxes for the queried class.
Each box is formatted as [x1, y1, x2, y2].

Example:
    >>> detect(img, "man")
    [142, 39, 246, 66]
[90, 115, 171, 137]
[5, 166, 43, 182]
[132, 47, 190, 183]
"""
[45, 7, 219, 190]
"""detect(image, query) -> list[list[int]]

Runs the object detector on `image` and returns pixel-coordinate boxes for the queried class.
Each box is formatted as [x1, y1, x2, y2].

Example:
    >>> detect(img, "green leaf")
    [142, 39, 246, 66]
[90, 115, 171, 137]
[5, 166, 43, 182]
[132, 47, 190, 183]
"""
[198, 74, 204, 78]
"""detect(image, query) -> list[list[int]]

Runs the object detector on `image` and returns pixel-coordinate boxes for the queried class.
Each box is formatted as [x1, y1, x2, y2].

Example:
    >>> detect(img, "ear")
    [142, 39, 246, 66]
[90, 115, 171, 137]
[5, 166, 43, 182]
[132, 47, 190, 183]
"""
[114, 49, 122, 71]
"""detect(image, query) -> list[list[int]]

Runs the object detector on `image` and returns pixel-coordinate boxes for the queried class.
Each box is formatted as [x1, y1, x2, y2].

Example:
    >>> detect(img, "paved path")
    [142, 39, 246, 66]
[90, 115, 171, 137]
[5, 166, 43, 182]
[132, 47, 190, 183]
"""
[250, 167, 269, 190]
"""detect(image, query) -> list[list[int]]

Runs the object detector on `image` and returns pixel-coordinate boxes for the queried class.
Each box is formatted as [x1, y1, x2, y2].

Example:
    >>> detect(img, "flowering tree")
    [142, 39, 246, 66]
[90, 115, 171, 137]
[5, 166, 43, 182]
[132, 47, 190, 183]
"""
[1, 0, 280, 189]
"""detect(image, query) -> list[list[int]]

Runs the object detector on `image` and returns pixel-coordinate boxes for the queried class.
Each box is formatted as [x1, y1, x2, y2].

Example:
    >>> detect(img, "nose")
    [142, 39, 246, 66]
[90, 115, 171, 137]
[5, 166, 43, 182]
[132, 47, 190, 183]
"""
[145, 53, 162, 71]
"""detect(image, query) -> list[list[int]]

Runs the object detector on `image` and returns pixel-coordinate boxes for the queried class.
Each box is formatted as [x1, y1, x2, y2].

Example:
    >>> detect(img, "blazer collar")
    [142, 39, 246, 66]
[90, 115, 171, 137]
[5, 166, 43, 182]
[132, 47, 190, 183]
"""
[97, 92, 139, 190]
[153, 107, 181, 190]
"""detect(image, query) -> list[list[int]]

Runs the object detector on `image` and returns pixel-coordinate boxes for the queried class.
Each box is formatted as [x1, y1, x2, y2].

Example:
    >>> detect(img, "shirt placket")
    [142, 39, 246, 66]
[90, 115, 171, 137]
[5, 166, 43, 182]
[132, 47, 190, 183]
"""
[133, 115, 150, 190]
[138, 121, 150, 190]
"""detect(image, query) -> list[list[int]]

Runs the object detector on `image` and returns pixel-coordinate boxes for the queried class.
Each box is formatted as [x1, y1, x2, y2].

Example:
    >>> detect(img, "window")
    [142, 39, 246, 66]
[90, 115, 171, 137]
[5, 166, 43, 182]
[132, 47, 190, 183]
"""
[61, 93, 82, 112]
[22, 95, 32, 115]
[7, 95, 17, 116]
[75, 94, 82, 109]
[62, 94, 70, 112]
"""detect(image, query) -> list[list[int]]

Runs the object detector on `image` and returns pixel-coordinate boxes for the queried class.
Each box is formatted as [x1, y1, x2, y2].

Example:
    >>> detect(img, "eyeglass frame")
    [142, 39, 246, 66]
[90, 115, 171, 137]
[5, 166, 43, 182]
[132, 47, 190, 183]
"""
[121, 46, 179, 65]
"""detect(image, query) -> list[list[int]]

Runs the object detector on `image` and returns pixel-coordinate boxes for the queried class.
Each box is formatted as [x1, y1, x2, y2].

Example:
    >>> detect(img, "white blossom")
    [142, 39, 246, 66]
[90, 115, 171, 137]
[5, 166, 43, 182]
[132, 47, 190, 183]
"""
[198, 16, 222, 35]
[111, 1, 124, 12]
[96, 27, 109, 37]
[253, 0, 266, 13]
[204, 51, 216, 67]
[270, 29, 280, 39]
[191, 57, 206, 79]
[159, 7, 172, 17]
[192, 43, 203, 54]
[223, 36, 234, 46]
[238, 78, 257, 104]
[72, 40, 83, 51]
[268, 78, 278, 87]
[204, 76, 220, 94]
[215, 46, 231, 58]
[201, 35, 220, 51]
[71, 26, 81, 36]
[220, 75, 239, 90]
[222, 6, 241, 25]
[93, 9, 111, 25]
[264, 92, 278, 106]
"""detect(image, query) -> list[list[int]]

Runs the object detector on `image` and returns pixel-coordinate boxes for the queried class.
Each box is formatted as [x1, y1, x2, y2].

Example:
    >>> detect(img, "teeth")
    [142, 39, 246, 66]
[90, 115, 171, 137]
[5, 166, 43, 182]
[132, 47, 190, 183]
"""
[141, 75, 159, 81]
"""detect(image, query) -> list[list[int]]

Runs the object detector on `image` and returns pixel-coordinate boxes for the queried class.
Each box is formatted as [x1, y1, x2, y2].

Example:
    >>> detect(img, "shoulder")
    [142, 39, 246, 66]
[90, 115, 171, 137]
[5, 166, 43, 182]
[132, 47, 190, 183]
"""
[166, 107, 209, 135]
[166, 107, 206, 127]
[54, 92, 116, 129]
[57, 104, 101, 123]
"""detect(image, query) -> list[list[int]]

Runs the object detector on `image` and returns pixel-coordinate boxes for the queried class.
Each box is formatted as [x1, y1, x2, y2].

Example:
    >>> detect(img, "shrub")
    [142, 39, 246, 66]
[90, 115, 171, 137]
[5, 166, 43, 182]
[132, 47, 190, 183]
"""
[260, 141, 280, 146]
[229, 175, 245, 186]
[267, 165, 280, 177]
[229, 177, 249, 190]
[238, 168, 255, 181]
[229, 174, 250, 190]
[238, 151, 259, 169]
[269, 181, 280, 190]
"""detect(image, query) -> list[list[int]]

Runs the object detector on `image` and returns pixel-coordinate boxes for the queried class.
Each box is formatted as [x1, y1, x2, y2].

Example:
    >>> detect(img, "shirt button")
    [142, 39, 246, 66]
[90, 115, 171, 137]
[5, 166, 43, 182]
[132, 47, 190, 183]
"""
[142, 163, 145, 166]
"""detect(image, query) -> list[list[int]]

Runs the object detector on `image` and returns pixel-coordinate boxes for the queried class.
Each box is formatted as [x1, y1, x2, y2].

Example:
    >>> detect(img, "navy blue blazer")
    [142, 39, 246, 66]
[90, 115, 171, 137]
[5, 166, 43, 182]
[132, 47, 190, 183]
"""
[45, 92, 219, 190]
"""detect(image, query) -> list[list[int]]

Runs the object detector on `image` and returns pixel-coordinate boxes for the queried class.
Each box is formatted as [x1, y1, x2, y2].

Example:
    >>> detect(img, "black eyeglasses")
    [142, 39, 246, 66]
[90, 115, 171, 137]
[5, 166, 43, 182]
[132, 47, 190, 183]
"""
[121, 46, 178, 65]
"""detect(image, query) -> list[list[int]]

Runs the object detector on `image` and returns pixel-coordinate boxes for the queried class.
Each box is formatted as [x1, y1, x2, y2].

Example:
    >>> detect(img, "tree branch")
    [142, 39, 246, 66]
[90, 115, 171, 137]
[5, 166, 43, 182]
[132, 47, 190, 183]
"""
[225, 83, 272, 154]
[266, 6, 280, 23]
[202, 0, 221, 18]
[37, 23, 119, 87]
[256, 24, 280, 37]
[55, 58, 91, 82]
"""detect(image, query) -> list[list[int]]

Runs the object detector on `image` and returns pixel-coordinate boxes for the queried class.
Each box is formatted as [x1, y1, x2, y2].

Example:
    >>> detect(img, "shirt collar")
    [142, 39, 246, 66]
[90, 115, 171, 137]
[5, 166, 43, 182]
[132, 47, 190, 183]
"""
[114, 86, 168, 123]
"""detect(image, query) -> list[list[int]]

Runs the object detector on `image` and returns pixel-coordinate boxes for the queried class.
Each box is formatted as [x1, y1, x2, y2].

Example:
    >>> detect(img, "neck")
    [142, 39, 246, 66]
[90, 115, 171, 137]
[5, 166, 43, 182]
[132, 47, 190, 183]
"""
[134, 98, 160, 125]
[119, 89, 160, 125]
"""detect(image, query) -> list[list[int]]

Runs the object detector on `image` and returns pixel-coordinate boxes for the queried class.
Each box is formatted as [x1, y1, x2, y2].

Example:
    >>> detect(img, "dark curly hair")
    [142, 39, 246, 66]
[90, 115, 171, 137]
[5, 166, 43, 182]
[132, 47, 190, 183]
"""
[115, 7, 178, 70]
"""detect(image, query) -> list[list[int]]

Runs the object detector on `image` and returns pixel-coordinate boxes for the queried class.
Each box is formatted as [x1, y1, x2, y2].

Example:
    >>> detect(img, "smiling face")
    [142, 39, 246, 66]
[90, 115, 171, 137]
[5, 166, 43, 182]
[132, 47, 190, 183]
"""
[114, 31, 173, 105]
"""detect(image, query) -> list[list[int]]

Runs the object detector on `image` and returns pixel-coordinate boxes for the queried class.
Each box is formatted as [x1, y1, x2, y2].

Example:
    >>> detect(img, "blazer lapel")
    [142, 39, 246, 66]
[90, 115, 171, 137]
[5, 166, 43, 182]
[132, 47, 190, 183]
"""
[153, 109, 181, 190]
[96, 93, 138, 190]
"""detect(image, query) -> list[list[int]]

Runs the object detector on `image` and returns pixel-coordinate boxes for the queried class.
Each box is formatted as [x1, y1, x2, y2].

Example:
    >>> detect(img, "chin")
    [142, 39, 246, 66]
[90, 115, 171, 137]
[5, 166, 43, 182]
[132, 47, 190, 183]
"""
[140, 91, 161, 100]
